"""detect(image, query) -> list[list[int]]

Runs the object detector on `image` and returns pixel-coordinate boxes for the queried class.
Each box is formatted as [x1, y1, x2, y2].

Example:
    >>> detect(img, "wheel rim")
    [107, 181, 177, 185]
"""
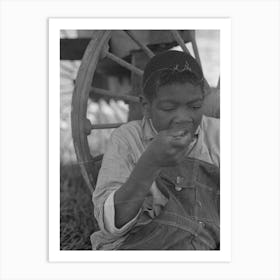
[71, 31, 112, 192]
[71, 30, 212, 193]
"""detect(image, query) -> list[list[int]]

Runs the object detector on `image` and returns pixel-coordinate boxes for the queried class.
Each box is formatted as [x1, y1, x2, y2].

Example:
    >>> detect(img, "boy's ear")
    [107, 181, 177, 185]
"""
[139, 94, 152, 118]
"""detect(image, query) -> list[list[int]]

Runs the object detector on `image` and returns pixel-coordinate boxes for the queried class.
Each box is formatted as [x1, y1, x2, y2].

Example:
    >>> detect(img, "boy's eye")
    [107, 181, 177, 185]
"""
[161, 107, 175, 111]
[190, 101, 203, 110]
[192, 105, 202, 110]
[158, 103, 177, 111]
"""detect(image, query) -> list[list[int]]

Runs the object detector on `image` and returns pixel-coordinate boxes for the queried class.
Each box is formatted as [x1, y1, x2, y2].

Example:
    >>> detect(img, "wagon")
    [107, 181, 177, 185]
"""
[68, 29, 220, 194]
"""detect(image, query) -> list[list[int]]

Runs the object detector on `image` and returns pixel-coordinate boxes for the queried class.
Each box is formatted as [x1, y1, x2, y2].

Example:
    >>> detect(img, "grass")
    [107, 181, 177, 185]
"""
[60, 163, 99, 250]
[60, 94, 128, 250]
[60, 97, 128, 250]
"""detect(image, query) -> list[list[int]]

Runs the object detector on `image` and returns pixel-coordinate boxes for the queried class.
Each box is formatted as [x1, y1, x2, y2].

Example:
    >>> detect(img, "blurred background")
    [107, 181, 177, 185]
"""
[60, 30, 220, 250]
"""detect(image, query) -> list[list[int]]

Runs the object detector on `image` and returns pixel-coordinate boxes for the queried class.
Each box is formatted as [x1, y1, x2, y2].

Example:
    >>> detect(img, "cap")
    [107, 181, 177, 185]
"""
[142, 50, 204, 90]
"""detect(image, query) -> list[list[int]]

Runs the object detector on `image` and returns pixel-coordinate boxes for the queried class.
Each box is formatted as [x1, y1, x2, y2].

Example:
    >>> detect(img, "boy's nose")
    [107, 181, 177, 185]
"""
[173, 108, 194, 125]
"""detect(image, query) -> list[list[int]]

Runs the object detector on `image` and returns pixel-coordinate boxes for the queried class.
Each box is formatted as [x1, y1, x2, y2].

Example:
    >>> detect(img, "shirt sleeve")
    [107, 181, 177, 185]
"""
[201, 89, 220, 119]
[92, 127, 140, 236]
[189, 116, 220, 167]
[103, 190, 142, 236]
[201, 116, 220, 167]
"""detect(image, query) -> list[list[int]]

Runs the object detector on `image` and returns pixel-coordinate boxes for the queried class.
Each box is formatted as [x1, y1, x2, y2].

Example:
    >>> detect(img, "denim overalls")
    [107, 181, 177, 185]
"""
[118, 157, 220, 250]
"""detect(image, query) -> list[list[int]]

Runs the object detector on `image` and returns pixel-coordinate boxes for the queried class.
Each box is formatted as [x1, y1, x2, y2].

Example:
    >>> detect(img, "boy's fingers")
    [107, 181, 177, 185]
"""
[176, 142, 193, 161]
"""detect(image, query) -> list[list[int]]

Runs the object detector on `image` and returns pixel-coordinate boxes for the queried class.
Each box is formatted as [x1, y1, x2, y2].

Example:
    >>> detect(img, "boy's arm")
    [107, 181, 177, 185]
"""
[114, 129, 193, 229]
[114, 151, 160, 229]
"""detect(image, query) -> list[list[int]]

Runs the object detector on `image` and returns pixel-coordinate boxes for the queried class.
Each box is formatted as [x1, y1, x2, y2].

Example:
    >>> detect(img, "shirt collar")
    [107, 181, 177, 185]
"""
[142, 117, 157, 141]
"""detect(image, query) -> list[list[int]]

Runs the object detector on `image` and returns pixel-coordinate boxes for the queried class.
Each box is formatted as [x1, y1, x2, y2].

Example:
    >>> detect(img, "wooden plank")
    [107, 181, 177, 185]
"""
[60, 38, 91, 60]
[61, 31, 194, 60]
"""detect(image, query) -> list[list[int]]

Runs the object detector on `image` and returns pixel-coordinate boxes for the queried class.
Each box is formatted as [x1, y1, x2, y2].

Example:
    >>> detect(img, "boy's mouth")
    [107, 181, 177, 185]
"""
[175, 129, 189, 137]
[170, 124, 194, 135]
[170, 124, 199, 142]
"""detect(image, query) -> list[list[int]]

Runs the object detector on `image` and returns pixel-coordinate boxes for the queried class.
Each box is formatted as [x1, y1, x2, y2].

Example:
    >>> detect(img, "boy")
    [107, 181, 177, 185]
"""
[91, 50, 220, 250]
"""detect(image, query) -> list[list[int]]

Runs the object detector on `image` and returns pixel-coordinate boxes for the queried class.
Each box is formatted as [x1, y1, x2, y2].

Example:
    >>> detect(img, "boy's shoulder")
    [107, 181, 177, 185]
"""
[201, 115, 219, 133]
[200, 115, 220, 148]
[194, 115, 219, 167]
[110, 120, 144, 144]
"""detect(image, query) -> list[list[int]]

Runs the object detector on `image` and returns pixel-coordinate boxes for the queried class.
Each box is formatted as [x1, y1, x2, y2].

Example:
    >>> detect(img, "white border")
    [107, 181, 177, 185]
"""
[49, 18, 231, 262]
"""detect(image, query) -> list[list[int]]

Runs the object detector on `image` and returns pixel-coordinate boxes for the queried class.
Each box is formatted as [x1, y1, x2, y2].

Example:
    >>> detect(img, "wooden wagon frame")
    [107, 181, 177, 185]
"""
[69, 30, 220, 193]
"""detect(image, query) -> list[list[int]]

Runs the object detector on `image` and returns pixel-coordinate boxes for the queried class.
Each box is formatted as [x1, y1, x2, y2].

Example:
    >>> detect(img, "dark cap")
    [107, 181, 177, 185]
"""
[142, 50, 204, 90]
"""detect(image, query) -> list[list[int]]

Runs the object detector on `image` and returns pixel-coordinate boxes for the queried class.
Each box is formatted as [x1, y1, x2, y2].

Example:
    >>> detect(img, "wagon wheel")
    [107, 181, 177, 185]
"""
[71, 30, 210, 193]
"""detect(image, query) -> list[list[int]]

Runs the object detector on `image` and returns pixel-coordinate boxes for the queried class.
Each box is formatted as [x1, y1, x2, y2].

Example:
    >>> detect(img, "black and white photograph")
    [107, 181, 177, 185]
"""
[58, 25, 225, 253]
[1, 0, 280, 279]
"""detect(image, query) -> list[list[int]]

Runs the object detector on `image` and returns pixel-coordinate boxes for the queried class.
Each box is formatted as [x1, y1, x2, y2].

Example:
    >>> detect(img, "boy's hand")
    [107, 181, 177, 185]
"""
[143, 128, 194, 167]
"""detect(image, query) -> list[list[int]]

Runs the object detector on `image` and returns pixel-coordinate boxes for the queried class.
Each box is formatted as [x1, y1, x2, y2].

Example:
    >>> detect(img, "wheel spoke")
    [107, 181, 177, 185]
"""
[190, 31, 202, 68]
[91, 123, 124, 129]
[90, 87, 140, 103]
[84, 118, 125, 134]
[105, 51, 143, 76]
[170, 30, 190, 54]
[124, 30, 155, 58]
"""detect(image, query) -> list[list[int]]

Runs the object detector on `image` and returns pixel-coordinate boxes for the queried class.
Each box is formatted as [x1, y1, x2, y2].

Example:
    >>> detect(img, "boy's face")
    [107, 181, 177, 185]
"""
[145, 82, 204, 136]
